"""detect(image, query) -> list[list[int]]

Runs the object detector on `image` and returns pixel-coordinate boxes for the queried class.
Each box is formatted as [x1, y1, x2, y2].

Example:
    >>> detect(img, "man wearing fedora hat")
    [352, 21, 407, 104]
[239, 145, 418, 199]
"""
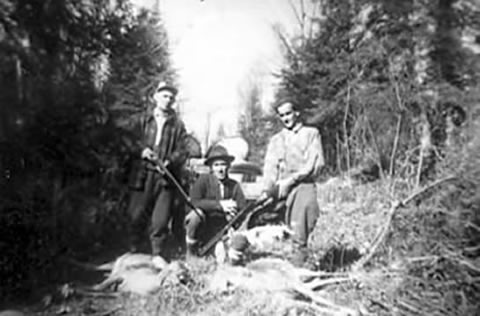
[126, 81, 188, 263]
[184, 145, 247, 258]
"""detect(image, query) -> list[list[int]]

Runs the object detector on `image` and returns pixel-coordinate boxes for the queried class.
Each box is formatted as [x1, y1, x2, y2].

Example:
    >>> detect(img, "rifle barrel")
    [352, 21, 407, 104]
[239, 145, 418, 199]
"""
[152, 161, 201, 217]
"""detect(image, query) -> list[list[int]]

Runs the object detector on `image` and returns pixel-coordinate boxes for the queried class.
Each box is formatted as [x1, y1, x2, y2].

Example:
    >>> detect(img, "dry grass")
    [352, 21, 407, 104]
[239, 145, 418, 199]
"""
[310, 130, 480, 316]
[310, 178, 392, 267]
[69, 256, 325, 316]
[23, 110, 480, 315]
[25, 168, 479, 316]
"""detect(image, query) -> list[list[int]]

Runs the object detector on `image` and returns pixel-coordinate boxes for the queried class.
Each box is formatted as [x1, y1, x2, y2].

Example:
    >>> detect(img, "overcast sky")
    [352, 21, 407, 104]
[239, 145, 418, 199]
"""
[130, 0, 303, 149]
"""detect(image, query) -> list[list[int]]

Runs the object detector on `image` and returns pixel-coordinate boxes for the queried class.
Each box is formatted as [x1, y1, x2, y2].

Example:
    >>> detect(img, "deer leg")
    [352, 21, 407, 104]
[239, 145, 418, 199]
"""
[304, 277, 351, 291]
[92, 275, 123, 291]
[293, 285, 357, 316]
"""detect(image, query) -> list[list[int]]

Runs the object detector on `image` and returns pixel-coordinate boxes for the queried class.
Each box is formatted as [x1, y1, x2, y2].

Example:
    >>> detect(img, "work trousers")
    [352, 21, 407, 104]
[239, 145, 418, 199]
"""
[128, 170, 181, 256]
[285, 183, 320, 246]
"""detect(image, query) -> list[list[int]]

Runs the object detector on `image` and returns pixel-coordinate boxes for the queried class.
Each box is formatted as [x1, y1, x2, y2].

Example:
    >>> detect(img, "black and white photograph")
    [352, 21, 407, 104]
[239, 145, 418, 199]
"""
[1, 0, 479, 315]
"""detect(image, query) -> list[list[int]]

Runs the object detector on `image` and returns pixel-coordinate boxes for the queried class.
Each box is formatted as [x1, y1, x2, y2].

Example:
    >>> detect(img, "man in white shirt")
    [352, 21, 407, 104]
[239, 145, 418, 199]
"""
[261, 98, 325, 266]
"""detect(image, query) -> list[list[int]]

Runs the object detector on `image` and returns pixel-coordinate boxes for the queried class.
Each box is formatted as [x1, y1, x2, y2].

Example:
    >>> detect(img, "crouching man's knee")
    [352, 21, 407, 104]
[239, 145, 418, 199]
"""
[185, 209, 206, 258]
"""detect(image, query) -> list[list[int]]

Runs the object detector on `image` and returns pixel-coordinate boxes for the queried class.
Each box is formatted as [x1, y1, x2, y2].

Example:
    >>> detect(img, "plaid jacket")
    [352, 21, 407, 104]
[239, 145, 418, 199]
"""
[128, 111, 188, 190]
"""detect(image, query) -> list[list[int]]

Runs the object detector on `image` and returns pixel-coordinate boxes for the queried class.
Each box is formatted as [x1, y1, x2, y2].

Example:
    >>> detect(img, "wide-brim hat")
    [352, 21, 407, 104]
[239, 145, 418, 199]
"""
[156, 81, 178, 96]
[204, 145, 235, 165]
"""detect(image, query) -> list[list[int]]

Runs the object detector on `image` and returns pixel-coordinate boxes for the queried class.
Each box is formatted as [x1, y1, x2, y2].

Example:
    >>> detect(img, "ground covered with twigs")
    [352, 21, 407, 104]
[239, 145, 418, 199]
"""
[9, 171, 480, 316]
[309, 173, 480, 316]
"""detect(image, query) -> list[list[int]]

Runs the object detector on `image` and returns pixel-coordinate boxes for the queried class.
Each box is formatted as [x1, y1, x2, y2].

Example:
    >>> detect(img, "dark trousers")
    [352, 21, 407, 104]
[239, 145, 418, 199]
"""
[171, 196, 186, 247]
[128, 170, 176, 256]
[185, 210, 227, 246]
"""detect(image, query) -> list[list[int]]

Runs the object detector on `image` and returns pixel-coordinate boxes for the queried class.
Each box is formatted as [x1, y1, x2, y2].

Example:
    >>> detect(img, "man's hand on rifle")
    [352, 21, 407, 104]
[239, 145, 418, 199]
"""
[186, 207, 206, 222]
[220, 199, 237, 220]
[142, 148, 171, 173]
[259, 184, 279, 204]
[142, 147, 158, 161]
[276, 178, 295, 199]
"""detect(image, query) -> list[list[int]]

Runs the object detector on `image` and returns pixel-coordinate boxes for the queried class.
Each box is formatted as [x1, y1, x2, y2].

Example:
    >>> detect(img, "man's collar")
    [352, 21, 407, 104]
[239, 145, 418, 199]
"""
[217, 176, 229, 184]
[150, 108, 175, 121]
[209, 172, 229, 183]
[287, 122, 303, 133]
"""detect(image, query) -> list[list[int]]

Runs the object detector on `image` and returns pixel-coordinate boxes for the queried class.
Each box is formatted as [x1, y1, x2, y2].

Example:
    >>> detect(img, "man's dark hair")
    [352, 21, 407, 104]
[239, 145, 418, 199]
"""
[272, 98, 299, 113]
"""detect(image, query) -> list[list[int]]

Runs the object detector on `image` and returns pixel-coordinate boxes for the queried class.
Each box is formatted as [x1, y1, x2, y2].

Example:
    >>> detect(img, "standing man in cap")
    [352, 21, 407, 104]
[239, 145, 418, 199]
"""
[261, 98, 325, 266]
[184, 145, 247, 258]
[127, 81, 188, 264]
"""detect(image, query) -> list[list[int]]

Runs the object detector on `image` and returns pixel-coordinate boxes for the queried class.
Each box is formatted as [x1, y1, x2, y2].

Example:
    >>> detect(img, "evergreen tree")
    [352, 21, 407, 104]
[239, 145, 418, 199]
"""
[0, 0, 174, 297]
[278, 0, 480, 181]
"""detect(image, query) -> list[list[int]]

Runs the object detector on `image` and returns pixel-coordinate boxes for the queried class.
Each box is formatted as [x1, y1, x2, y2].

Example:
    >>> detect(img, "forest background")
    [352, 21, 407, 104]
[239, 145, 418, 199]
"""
[0, 1, 479, 314]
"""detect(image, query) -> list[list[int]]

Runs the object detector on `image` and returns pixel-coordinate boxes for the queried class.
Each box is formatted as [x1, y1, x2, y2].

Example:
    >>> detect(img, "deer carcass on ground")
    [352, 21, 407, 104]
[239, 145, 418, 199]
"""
[206, 257, 357, 316]
[92, 253, 189, 295]
[214, 224, 296, 264]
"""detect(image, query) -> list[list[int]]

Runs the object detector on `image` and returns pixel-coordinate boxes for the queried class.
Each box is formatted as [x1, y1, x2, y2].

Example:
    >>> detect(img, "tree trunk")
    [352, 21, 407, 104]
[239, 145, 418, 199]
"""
[415, 111, 433, 187]
[411, 0, 436, 186]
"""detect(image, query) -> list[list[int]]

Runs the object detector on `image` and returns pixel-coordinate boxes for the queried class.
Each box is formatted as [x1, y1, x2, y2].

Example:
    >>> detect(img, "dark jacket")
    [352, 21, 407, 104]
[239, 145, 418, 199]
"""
[128, 111, 188, 190]
[190, 173, 246, 216]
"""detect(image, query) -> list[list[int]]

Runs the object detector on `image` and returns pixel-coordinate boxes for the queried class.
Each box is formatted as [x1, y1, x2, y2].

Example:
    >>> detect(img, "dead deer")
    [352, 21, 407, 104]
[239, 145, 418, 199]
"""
[99, 261, 190, 296]
[214, 225, 295, 264]
[92, 253, 168, 291]
[207, 257, 356, 316]
[81, 253, 189, 295]
[241, 224, 294, 251]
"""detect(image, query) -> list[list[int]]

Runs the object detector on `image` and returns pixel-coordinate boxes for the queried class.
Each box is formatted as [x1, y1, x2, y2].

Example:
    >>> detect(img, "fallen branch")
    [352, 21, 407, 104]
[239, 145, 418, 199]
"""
[397, 299, 422, 314]
[443, 249, 480, 274]
[466, 221, 480, 232]
[464, 244, 480, 254]
[369, 298, 391, 311]
[405, 256, 438, 263]
[294, 285, 358, 315]
[353, 176, 456, 270]
[307, 277, 352, 291]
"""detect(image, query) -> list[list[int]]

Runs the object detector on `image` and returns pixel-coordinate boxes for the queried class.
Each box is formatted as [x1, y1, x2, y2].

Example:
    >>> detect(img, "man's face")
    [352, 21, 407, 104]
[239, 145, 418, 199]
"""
[210, 159, 229, 181]
[277, 102, 299, 130]
[153, 89, 175, 112]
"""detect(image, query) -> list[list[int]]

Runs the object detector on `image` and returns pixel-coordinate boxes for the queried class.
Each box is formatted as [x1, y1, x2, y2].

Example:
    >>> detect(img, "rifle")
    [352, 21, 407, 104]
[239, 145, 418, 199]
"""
[150, 158, 204, 219]
[151, 156, 278, 256]
[198, 193, 275, 256]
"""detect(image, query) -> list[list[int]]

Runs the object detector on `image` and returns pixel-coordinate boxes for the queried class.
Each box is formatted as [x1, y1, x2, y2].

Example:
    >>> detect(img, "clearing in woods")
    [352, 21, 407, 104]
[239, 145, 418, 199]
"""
[4, 176, 479, 316]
